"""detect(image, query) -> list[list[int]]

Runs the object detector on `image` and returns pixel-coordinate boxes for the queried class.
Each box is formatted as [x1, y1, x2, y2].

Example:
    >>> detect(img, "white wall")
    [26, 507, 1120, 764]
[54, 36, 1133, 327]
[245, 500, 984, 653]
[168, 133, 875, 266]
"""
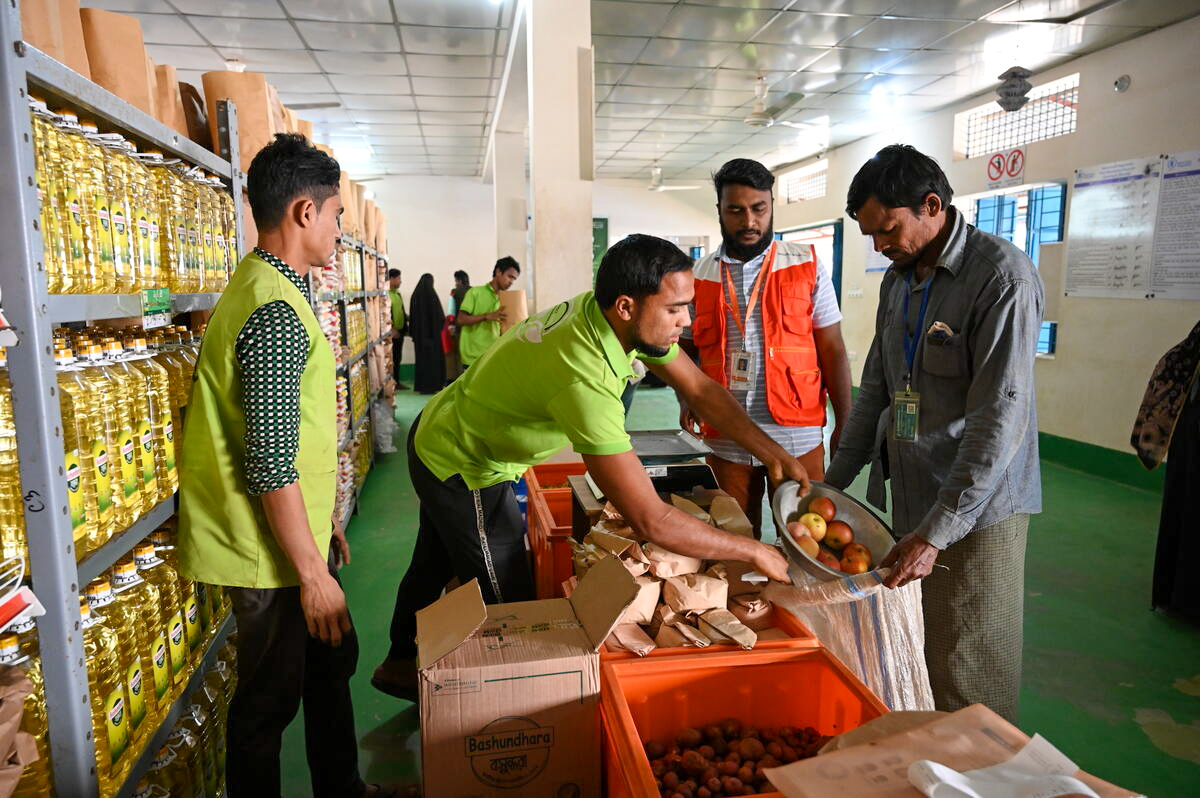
[773, 17, 1200, 454]
[593, 179, 722, 252]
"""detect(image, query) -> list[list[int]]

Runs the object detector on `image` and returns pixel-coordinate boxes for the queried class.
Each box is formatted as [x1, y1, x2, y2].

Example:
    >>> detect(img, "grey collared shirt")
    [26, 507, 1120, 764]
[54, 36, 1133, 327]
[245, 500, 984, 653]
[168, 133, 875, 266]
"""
[825, 208, 1044, 549]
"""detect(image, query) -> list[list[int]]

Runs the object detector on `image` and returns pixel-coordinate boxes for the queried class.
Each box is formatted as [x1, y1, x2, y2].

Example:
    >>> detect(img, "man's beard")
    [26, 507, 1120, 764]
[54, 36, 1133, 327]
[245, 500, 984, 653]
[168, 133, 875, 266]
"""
[633, 336, 671, 359]
[721, 219, 775, 262]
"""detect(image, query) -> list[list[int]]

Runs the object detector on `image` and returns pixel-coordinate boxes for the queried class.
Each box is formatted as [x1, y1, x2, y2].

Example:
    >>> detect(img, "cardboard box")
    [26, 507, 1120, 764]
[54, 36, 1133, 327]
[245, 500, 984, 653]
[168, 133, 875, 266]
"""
[418, 555, 638, 797]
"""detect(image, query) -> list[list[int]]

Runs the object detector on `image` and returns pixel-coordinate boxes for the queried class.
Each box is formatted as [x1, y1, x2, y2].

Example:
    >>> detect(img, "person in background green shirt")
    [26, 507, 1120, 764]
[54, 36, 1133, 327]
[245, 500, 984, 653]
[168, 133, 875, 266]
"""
[372, 234, 813, 701]
[387, 268, 408, 390]
[456, 256, 520, 367]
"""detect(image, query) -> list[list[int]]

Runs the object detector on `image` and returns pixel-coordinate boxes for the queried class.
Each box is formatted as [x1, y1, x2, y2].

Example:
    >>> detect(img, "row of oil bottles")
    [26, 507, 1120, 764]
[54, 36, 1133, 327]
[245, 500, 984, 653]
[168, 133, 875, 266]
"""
[0, 325, 199, 572]
[30, 96, 237, 296]
[6, 525, 235, 798]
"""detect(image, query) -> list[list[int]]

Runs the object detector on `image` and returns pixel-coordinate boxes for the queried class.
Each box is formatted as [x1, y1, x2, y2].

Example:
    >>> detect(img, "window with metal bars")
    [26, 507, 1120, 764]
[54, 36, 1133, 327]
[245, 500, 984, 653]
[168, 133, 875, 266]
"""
[779, 159, 828, 203]
[954, 74, 1080, 159]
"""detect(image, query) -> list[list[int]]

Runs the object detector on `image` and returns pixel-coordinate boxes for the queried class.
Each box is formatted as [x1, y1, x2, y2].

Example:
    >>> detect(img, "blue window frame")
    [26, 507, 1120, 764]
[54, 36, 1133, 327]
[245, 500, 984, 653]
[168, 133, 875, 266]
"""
[1025, 185, 1065, 268]
[1037, 321, 1058, 355]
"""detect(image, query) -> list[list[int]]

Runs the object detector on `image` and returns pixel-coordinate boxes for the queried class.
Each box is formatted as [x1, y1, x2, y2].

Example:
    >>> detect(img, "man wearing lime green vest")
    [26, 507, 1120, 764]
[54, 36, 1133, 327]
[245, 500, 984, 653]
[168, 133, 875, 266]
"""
[456, 255, 520, 367]
[179, 134, 402, 798]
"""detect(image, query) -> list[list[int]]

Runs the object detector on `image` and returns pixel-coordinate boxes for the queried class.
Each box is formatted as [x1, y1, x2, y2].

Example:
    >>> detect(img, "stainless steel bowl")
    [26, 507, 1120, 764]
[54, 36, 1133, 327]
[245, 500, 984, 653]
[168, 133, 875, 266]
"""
[771, 481, 896, 581]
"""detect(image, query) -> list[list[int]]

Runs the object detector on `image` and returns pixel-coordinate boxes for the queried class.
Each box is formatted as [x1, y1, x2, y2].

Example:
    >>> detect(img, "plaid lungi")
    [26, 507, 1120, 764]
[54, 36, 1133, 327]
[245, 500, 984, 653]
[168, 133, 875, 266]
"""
[921, 513, 1029, 724]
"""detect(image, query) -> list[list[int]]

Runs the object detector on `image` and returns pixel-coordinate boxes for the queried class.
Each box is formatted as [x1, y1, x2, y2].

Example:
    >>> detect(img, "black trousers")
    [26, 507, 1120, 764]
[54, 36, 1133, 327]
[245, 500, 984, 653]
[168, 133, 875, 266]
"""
[388, 416, 535, 660]
[392, 337, 404, 384]
[226, 561, 364, 798]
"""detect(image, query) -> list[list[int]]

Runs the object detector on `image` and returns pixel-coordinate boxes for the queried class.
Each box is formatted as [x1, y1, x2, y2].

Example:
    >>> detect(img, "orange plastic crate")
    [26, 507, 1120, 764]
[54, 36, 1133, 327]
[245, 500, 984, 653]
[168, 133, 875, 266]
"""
[601, 648, 889, 798]
[561, 577, 819, 659]
[525, 461, 587, 493]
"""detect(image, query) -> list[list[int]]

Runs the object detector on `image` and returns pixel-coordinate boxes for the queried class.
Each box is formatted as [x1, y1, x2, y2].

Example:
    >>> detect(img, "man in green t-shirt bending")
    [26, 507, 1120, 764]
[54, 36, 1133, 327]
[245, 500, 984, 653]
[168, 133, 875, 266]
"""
[373, 234, 812, 701]
[456, 255, 520, 367]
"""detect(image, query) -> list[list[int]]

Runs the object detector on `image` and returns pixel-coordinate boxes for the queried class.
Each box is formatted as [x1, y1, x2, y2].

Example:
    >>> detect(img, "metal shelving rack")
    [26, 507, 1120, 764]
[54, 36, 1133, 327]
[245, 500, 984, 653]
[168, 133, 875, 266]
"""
[0, 4, 245, 795]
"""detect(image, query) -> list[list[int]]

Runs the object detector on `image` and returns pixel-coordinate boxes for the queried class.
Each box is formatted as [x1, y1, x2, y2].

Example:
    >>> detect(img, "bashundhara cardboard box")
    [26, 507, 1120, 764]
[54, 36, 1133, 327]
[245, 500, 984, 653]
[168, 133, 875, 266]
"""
[417, 555, 638, 797]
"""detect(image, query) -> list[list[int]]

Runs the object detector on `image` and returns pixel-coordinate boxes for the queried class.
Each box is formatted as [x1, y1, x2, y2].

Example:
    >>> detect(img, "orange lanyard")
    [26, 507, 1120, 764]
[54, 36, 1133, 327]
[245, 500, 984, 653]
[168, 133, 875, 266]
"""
[721, 241, 777, 342]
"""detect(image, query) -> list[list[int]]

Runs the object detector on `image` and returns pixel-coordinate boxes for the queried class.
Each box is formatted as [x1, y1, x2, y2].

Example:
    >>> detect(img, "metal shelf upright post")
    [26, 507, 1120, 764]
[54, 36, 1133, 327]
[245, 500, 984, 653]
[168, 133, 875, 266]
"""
[0, 3, 243, 794]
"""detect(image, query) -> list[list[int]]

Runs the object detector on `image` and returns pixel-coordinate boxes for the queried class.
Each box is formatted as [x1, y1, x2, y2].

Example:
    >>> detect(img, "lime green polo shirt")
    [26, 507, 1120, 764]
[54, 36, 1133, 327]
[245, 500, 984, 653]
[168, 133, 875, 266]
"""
[457, 283, 502, 365]
[415, 290, 678, 489]
[389, 289, 406, 331]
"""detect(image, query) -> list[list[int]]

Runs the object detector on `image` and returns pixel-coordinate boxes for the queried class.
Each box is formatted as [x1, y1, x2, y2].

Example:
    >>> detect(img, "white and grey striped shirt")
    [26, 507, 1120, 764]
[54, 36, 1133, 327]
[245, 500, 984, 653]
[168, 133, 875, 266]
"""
[684, 242, 842, 465]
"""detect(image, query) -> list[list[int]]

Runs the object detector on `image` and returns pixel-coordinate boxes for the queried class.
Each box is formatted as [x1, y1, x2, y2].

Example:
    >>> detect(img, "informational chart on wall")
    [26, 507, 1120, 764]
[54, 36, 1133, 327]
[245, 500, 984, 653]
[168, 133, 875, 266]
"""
[1065, 151, 1200, 300]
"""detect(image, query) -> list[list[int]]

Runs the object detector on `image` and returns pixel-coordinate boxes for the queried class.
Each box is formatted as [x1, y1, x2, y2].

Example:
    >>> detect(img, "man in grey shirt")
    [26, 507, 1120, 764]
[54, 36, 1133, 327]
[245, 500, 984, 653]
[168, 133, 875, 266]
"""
[825, 144, 1043, 723]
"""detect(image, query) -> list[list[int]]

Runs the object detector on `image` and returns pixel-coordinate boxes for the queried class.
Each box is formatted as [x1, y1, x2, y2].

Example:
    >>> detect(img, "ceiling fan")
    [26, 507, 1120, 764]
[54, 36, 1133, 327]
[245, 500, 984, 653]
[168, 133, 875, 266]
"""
[742, 75, 809, 129]
[648, 165, 701, 192]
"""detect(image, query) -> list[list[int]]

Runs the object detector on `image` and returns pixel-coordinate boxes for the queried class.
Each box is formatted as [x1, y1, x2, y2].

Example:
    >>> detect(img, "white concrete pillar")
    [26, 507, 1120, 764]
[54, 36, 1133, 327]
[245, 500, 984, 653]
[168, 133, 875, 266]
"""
[526, 0, 593, 312]
[492, 129, 527, 281]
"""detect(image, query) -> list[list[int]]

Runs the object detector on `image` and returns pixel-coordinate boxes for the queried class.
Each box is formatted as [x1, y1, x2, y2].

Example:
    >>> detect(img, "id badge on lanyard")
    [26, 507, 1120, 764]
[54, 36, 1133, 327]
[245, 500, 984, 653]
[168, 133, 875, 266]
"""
[894, 271, 933, 443]
[723, 244, 775, 393]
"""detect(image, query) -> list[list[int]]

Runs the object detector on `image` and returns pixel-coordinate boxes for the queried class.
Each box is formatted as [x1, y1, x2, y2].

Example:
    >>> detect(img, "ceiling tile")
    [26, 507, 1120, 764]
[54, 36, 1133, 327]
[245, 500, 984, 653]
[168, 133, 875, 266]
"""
[803, 47, 911, 73]
[399, 26, 496, 56]
[885, 0, 1014, 20]
[144, 44, 225, 71]
[679, 87, 753, 107]
[594, 85, 615, 102]
[131, 13, 206, 46]
[840, 73, 943, 94]
[679, 0, 795, 9]
[410, 76, 492, 95]
[757, 12, 876, 47]
[281, 0, 394, 22]
[878, 49, 983, 74]
[215, 47, 321, 72]
[657, 6, 777, 41]
[329, 74, 410, 94]
[926, 21, 1145, 54]
[596, 102, 669, 118]
[622, 64, 703, 88]
[725, 42, 828, 72]
[695, 68, 787, 91]
[275, 90, 340, 106]
[406, 54, 494, 78]
[421, 125, 486, 137]
[985, 0, 1199, 26]
[168, 0, 285, 16]
[640, 39, 737, 68]
[592, 1, 675, 36]
[595, 116, 647, 130]
[593, 35, 650, 63]
[263, 72, 337, 93]
[313, 52, 408, 75]
[351, 110, 422, 124]
[189, 17, 303, 49]
[771, 70, 869, 94]
[294, 107, 355, 123]
[642, 116, 714, 132]
[846, 17, 970, 49]
[339, 94, 418, 111]
[634, 130, 695, 143]
[418, 111, 487, 125]
[423, 135, 485, 146]
[361, 133, 424, 144]
[295, 21, 402, 51]
[373, 145, 428, 155]
[393, 0, 508, 27]
[607, 85, 689, 105]
[414, 95, 490, 112]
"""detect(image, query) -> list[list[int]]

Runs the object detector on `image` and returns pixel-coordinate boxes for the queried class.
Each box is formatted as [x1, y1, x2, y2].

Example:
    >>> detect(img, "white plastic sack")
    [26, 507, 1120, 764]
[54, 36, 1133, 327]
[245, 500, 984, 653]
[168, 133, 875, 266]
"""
[372, 401, 397, 453]
[765, 568, 935, 711]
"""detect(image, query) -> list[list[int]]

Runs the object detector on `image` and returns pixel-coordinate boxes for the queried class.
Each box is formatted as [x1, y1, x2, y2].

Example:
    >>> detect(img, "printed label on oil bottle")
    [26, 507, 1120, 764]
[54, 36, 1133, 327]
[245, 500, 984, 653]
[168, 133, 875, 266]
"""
[93, 197, 114, 265]
[126, 661, 146, 730]
[138, 421, 158, 491]
[65, 448, 87, 540]
[119, 428, 139, 499]
[168, 612, 186, 676]
[105, 689, 129, 766]
[184, 594, 200, 650]
[92, 440, 113, 513]
[163, 422, 176, 474]
[151, 633, 170, 699]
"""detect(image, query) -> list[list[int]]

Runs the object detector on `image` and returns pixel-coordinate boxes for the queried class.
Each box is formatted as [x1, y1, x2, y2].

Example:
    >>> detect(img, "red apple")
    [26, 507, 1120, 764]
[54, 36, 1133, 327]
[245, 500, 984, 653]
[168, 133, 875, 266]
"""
[797, 513, 827, 542]
[842, 543, 872, 565]
[816, 550, 841, 571]
[840, 556, 869, 575]
[808, 496, 837, 522]
[794, 533, 820, 559]
[824, 520, 854, 550]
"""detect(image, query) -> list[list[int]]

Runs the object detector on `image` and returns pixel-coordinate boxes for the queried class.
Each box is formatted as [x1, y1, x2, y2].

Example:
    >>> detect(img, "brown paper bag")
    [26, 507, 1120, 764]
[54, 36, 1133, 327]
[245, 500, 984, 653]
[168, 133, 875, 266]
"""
[202, 71, 274, 170]
[355, 182, 367, 239]
[655, 621, 711, 649]
[712, 559, 764, 595]
[663, 573, 729, 614]
[80, 9, 154, 114]
[670, 494, 712, 525]
[729, 594, 776, 631]
[608, 624, 656, 657]
[643, 543, 702, 579]
[154, 65, 189, 136]
[0, 664, 35, 794]
[179, 80, 209, 147]
[698, 608, 757, 650]
[757, 627, 790, 641]
[620, 576, 661, 625]
[584, 528, 649, 576]
[499, 290, 528, 333]
[144, 53, 158, 120]
[21, 0, 91, 78]
[297, 118, 315, 141]
[710, 495, 753, 537]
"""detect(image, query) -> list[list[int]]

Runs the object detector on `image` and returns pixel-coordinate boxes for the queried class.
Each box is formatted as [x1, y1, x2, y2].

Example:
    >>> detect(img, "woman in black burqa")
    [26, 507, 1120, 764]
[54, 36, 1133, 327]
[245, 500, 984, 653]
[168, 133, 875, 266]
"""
[408, 273, 447, 394]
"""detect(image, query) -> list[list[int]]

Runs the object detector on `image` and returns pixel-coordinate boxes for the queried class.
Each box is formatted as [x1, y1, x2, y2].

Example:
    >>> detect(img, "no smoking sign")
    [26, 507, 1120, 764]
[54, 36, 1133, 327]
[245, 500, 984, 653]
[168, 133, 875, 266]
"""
[986, 147, 1025, 188]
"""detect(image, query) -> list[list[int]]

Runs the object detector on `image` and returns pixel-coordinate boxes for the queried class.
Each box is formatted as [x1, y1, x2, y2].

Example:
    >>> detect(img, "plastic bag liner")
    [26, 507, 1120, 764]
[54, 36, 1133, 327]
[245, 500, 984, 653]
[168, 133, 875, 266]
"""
[765, 568, 934, 711]
[372, 401, 397, 454]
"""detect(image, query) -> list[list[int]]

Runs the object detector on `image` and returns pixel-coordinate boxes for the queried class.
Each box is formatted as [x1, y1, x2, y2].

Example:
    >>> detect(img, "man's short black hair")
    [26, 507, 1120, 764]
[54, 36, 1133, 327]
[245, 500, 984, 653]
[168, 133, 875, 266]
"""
[247, 133, 341, 231]
[846, 144, 953, 220]
[712, 158, 775, 201]
[454, 269, 470, 284]
[595, 234, 692, 309]
[387, 268, 401, 279]
[494, 256, 520, 275]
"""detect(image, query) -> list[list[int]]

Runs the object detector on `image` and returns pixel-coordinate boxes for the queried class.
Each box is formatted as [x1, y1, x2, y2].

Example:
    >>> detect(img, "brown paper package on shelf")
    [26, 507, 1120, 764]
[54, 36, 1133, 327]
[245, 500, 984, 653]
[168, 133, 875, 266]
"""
[370, 203, 383, 250]
[340, 173, 359, 236]
[21, 0, 91, 78]
[202, 70, 274, 171]
[297, 118, 314, 140]
[363, 199, 377, 246]
[608, 624, 656, 657]
[377, 210, 389, 255]
[0, 664, 36, 795]
[266, 83, 287, 137]
[354, 182, 367, 239]
[179, 81, 208, 146]
[80, 8, 154, 114]
[154, 64, 189, 136]
[498, 290, 528, 333]
[620, 576, 661, 625]
[643, 542, 702, 578]
[242, 192, 258, 251]
[698, 608, 757, 649]
[282, 106, 297, 135]
[662, 572, 729, 614]
[144, 53, 158, 119]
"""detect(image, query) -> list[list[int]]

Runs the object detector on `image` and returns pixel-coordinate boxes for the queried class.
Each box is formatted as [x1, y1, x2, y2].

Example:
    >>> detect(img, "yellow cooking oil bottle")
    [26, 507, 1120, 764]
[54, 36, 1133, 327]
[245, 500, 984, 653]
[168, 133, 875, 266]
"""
[3, 627, 55, 798]
[148, 153, 187, 294]
[30, 97, 70, 295]
[146, 337, 186, 445]
[94, 341, 143, 529]
[179, 701, 218, 797]
[81, 595, 133, 798]
[103, 340, 159, 514]
[134, 542, 189, 693]
[182, 170, 204, 293]
[78, 120, 117, 294]
[126, 339, 178, 500]
[150, 528, 203, 660]
[55, 348, 100, 559]
[112, 556, 172, 720]
[167, 725, 206, 798]
[198, 668, 229, 789]
[127, 148, 163, 290]
[86, 578, 152, 752]
[142, 742, 194, 797]
[0, 348, 28, 574]
[96, 137, 137, 294]
[78, 345, 125, 542]
[53, 109, 99, 294]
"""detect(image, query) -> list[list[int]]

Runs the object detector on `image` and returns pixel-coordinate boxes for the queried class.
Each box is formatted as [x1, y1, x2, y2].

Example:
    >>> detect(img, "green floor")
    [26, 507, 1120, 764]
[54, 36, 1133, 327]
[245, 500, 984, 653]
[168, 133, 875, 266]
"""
[281, 386, 1200, 796]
